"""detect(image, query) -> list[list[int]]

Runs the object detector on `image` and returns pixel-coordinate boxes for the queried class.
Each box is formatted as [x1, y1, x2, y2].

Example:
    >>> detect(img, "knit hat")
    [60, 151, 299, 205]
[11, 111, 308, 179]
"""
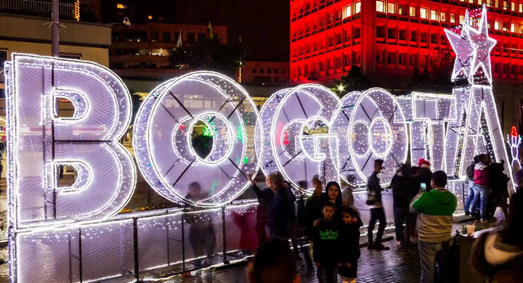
[418, 158, 431, 169]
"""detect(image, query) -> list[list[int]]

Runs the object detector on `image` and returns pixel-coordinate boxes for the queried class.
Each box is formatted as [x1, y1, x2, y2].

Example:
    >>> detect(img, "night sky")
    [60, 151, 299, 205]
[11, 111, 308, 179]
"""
[103, 0, 290, 61]
[176, 0, 290, 61]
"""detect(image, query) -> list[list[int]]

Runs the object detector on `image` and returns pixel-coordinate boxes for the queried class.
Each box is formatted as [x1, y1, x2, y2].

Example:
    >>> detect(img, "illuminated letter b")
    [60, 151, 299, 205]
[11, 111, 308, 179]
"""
[6, 54, 136, 228]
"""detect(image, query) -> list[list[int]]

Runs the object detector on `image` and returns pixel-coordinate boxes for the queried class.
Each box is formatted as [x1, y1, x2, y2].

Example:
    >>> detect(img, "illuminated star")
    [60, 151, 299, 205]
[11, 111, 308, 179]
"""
[445, 25, 474, 82]
[466, 5, 497, 84]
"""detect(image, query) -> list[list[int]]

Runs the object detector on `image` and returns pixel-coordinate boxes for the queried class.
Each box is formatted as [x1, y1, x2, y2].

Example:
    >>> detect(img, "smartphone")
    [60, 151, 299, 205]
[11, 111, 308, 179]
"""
[420, 183, 427, 192]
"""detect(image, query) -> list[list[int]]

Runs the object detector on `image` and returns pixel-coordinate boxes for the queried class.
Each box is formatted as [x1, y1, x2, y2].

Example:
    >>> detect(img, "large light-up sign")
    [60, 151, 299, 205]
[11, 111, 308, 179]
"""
[6, 5, 513, 282]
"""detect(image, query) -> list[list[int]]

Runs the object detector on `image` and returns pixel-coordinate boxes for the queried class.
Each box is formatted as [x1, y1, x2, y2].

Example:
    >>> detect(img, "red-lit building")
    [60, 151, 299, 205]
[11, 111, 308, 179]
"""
[290, 0, 523, 132]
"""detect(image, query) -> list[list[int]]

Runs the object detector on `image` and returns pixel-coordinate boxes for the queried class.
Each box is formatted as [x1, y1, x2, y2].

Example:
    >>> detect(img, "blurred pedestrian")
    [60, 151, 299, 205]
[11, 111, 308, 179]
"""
[464, 156, 480, 216]
[366, 159, 389, 251]
[391, 163, 418, 251]
[472, 154, 491, 223]
[248, 173, 274, 246]
[313, 202, 339, 283]
[470, 189, 523, 283]
[337, 206, 362, 283]
[249, 239, 301, 283]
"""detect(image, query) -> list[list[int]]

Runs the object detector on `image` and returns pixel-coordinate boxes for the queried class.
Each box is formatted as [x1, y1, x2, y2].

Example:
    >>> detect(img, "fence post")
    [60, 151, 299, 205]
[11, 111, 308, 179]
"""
[181, 214, 186, 272]
[222, 207, 227, 264]
[78, 228, 83, 283]
[133, 218, 139, 281]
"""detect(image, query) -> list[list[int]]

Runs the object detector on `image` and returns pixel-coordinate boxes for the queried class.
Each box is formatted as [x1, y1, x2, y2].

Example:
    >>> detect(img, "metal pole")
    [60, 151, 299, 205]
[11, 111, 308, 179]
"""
[52, 0, 60, 56]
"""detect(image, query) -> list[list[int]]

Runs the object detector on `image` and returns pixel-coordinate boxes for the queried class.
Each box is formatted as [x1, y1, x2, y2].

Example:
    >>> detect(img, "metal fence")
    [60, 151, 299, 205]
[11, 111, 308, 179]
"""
[13, 181, 467, 282]
[0, 0, 76, 19]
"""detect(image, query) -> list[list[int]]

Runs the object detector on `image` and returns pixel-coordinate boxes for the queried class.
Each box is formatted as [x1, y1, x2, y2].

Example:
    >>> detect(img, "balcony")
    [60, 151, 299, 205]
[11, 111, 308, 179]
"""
[0, 0, 78, 21]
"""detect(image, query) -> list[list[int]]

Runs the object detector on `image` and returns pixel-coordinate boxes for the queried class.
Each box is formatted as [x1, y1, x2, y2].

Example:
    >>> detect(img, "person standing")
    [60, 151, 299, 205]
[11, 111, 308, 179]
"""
[268, 172, 292, 240]
[337, 206, 363, 283]
[248, 174, 275, 246]
[410, 171, 457, 283]
[464, 156, 479, 216]
[366, 159, 389, 251]
[391, 164, 418, 251]
[313, 202, 339, 283]
[472, 154, 491, 223]
[416, 159, 433, 192]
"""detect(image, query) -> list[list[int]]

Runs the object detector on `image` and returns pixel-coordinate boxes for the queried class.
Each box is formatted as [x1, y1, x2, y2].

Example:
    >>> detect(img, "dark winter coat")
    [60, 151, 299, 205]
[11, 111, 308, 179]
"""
[251, 184, 274, 225]
[338, 218, 363, 278]
[391, 173, 420, 208]
[305, 194, 324, 237]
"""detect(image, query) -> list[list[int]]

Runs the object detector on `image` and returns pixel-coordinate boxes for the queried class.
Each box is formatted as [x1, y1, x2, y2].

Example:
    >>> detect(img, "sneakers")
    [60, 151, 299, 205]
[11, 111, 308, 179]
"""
[368, 243, 390, 250]
[465, 210, 470, 216]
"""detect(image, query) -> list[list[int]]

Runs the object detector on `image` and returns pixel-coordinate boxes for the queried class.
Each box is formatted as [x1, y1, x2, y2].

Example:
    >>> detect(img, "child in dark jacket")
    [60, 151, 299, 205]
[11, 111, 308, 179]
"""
[313, 202, 339, 283]
[338, 207, 362, 283]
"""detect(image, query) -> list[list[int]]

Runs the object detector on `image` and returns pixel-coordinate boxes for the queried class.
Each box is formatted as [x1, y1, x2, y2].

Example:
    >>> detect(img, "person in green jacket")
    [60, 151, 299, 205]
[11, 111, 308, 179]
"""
[410, 170, 457, 283]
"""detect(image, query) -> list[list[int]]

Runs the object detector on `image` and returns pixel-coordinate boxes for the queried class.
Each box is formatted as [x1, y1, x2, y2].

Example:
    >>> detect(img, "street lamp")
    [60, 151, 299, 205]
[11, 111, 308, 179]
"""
[110, 17, 132, 27]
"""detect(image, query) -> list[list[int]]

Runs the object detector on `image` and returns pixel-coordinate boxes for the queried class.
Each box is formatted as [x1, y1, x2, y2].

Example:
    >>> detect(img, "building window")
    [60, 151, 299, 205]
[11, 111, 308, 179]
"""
[376, 53, 383, 63]
[420, 33, 427, 43]
[198, 33, 206, 42]
[321, 17, 326, 27]
[399, 5, 406, 15]
[344, 54, 351, 65]
[399, 53, 406, 65]
[440, 12, 446, 22]
[337, 10, 343, 20]
[450, 13, 456, 23]
[478, 0, 482, 4]
[495, 21, 499, 30]
[388, 28, 396, 39]
[260, 69, 264, 74]
[410, 31, 418, 41]
[495, 0, 499, 8]
[163, 32, 171, 42]
[410, 54, 417, 65]
[430, 10, 437, 21]
[377, 26, 385, 38]
[151, 31, 158, 42]
[281, 69, 286, 74]
[511, 23, 516, 32]
[376, 1, 385, 12]
[336, 33, 342, 44]
[388, 2, 395, 13]
[399, 30, 406, 40]
[469, 0, 473, 3]
[410, 6, 417, 17]
[117, 3, 126, 9]
[267, 69, 272, 74]
[328, 13, 334, 24]
[520, 3, 523, 12]
[420, 8, 427, 19]
[431, 34, 438, 44]
[345, 5, 352, 17]
[512, 2, 516, 10]
[148, 15, 153, 20]
[355, 2, 361, 13]
[274, 69, 279, 74]
[354, 28, 361, 38]
[459, 15, 464, 24]
[59, 53, 81, 60]
[187, 32, 195, 43]
[387, 52, 396, 64]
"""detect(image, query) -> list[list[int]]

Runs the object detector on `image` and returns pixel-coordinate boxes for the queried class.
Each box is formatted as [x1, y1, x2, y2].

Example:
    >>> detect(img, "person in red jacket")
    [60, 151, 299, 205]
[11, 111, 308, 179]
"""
[472, 154, 491, 223]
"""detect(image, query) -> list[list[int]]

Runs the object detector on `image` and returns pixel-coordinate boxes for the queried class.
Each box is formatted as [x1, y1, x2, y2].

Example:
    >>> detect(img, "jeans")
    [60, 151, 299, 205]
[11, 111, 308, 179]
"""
[419, 240, 450, 283]
[368, 207, 386, 245]
[317, 262, 338, 283]
[393, 206, 409, 248]
[189, 226, 216, 259]
[464, 181, 475, 213]
[472, 185, 489, 220]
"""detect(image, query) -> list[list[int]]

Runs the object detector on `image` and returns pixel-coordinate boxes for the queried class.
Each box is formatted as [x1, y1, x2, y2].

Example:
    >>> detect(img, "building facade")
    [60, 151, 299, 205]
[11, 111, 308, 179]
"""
[109, 23, 227, 78]
[237, 61, 291, 85]
[290, 0, 523, 134]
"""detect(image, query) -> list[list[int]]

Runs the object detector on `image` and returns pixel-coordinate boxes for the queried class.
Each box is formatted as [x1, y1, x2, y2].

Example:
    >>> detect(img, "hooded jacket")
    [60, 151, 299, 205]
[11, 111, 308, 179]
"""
[474, 162, 490, 188]
[471, 231, 523, 283]
[410, 188, 457, 242]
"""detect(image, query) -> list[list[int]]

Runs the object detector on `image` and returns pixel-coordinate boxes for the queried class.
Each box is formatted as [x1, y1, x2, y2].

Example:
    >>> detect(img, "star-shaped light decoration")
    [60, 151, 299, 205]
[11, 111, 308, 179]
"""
[445, 21, 474, 82]
[466, 5, 497, 84]
[445, 5, 497, 85]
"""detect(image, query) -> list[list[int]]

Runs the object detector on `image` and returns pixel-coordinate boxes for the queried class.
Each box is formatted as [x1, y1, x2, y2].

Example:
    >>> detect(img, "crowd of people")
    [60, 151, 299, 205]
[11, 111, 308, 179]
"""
[245, 152, 523, 283]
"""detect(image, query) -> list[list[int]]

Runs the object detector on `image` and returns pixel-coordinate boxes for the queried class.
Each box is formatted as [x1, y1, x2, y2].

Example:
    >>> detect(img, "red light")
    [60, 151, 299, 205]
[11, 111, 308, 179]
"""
[511, 126, 518, 137]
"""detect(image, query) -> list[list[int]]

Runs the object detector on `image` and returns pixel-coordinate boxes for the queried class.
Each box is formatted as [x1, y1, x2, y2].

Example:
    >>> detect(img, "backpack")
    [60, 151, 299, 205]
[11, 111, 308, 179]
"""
[466, 163, 474, 181]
